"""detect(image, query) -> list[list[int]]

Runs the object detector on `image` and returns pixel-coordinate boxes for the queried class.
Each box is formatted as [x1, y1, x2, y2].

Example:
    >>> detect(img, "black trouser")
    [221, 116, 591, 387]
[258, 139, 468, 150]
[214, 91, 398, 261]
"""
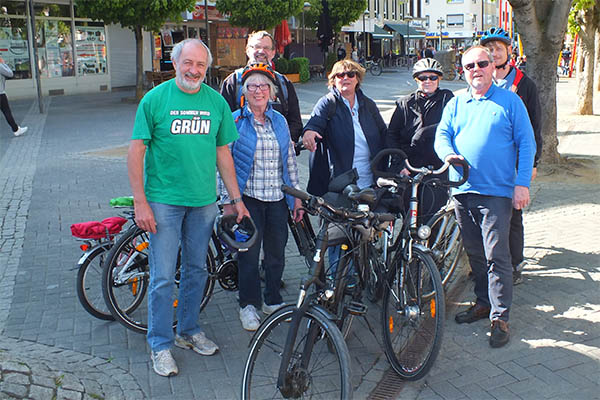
[0, 93, 19, 132]
[509, 208, 524, 269]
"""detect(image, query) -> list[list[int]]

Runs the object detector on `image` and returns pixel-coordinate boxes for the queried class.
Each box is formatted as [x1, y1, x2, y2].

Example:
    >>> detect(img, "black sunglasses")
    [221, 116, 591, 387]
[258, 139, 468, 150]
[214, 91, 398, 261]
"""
[335, 71, 357, 79]
[416, 75, 439, 82]
[463, 60, 491, 71]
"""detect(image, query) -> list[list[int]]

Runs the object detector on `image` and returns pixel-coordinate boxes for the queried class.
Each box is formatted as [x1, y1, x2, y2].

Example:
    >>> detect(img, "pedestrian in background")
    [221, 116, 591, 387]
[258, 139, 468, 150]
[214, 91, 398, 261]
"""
[219, 64, 303, 331]
[128, 38, 249, 377]
[435, 45, 535, 348]
[0, 57, 27, 137]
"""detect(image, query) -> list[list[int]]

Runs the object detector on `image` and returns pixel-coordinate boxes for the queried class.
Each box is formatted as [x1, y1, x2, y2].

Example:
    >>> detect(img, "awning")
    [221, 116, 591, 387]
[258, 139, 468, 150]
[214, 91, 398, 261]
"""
[373, 25, 393, 39]
[384, 23, 426, 39]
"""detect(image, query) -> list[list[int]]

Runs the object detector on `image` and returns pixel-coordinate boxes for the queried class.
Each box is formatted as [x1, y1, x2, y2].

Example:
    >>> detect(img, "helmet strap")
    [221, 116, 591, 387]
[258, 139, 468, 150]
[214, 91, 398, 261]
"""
[496, 60, 509, 69]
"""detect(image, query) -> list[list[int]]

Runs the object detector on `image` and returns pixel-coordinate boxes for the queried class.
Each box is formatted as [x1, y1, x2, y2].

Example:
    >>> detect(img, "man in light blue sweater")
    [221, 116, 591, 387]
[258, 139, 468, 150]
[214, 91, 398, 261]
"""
[434, 46, 535, 348]
[0, 57, 27, 137]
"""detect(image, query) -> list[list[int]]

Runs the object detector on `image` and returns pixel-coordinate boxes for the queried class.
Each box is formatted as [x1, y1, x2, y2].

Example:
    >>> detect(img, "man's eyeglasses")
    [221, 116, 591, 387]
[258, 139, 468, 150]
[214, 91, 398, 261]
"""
[416, 75, 439, 82]
[463, 60, 491, 71]
[247, 83, 270, 92]
[335, 71, 357, 79]
[248, 44, 273, 51]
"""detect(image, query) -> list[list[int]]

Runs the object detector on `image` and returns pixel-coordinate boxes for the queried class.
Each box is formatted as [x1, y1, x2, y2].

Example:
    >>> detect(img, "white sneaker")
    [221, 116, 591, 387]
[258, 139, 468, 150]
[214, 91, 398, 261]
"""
[262, 302, 285, 315]
[174, 332, 219, 356]
[13, 126, 27, 137]
[151, 349, 178, 377]
[240, 305, 261, 331]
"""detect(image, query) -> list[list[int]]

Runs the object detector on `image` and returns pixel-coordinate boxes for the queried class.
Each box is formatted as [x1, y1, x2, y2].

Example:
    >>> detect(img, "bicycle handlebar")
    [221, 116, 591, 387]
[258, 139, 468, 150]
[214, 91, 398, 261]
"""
[371, 148, 470, 187]
[281, 184, 395, 225]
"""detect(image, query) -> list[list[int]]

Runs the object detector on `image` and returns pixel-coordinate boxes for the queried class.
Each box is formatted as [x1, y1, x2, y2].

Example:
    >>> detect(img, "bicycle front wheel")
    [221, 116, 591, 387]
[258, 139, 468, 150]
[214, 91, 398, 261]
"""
[76, 245, 114, 320]
[427, 208, 463, 287]
[370, 63, 382, 76]
[381, 247, 444, 380]
[242, 305, 353, 399]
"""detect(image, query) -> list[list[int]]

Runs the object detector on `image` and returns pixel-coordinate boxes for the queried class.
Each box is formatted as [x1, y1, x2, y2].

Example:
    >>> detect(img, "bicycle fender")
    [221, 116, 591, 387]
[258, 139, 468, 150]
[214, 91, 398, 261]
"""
[412, 243, 432, 255]
[77, 243, 111, 266]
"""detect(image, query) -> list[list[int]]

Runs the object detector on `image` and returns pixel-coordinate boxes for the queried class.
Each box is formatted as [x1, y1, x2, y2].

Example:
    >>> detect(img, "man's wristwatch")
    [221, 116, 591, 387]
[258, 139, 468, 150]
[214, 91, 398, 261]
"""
[230, 197, 242, 205]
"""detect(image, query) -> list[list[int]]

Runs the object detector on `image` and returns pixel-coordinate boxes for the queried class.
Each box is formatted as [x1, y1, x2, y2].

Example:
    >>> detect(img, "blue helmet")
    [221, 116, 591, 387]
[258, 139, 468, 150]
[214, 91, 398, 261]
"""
[480, 27, 512, 46]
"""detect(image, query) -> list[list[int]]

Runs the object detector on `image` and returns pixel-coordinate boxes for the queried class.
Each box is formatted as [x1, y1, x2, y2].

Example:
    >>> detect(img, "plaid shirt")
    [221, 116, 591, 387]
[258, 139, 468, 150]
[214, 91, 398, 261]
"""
[218, 117, 300, 203]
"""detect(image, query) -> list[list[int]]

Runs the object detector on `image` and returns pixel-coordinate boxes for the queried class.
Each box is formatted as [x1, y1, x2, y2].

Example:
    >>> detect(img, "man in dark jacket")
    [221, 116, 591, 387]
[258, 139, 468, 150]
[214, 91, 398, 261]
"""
[481, 27, 543, 285]
[219, 31, 303, 143]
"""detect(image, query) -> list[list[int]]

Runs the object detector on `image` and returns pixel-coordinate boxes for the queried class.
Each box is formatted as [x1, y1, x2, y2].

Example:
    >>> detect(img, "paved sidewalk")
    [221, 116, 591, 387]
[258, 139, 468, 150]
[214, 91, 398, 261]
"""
[0, 75, 598, 399]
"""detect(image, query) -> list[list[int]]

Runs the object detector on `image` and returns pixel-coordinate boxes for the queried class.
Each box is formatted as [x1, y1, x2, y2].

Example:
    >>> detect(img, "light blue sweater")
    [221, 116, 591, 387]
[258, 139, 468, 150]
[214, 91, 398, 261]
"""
[434, 84, 535, 199]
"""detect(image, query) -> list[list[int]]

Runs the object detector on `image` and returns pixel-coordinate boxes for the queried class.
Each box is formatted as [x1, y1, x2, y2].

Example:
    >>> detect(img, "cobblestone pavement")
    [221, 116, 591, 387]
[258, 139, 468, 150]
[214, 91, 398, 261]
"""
[0, 74, 598, 399]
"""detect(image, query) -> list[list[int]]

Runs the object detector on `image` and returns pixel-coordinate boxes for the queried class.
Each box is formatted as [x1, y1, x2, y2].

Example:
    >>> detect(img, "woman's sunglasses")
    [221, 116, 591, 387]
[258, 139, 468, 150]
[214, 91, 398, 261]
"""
[463, 60, 490, 71]
[416, 75, 439, 82]
[335, 71, 357, 79]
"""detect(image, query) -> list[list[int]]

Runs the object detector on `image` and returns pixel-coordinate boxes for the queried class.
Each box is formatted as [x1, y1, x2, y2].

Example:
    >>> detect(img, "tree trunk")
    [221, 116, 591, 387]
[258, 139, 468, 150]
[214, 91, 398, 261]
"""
[574, 4, 596, 114]
[576, 45, 594, 114]
[595, 29, 600, 91]
[508, 0, 573, 164]
[134, 25, 144, 101]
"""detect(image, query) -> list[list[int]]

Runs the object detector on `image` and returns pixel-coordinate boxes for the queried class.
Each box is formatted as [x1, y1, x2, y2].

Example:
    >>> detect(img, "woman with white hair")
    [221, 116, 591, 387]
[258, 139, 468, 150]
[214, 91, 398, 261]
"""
[218, 63, 303, 331]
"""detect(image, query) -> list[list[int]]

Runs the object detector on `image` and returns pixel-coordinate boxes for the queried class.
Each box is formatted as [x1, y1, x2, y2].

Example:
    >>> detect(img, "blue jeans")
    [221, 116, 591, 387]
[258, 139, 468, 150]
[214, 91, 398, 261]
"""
[147, 201, 218, 352]
[454, 194, 513, 322]
[237, 196, 288, 308]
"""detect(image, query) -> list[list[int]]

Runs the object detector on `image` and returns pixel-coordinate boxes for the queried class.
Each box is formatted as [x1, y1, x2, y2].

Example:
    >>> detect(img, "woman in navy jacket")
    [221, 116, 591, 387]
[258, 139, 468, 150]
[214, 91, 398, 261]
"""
[302, 60, 387, 196]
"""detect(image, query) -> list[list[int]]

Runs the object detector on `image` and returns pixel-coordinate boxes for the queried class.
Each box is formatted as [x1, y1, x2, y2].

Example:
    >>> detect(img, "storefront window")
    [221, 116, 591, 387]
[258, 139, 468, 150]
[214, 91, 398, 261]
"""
[2, 1, 27, 16]
[75, 23, 106, 75]
[35, 19, 74, 77]
[0, 17, 31, 79]
[34, 3, 71, 18]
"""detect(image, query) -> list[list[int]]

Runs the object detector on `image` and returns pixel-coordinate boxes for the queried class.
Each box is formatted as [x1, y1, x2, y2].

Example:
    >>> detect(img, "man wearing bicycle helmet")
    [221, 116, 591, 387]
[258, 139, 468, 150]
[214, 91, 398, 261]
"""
[481, 27, 542, 285]
[435, 45, 535, 348]
[387, 58, 454, 221]
[129, 39, 250, 377]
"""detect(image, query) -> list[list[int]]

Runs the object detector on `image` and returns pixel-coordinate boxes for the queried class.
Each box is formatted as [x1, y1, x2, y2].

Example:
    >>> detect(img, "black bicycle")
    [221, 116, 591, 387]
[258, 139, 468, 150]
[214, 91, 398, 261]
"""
[370, 148, 469, 379]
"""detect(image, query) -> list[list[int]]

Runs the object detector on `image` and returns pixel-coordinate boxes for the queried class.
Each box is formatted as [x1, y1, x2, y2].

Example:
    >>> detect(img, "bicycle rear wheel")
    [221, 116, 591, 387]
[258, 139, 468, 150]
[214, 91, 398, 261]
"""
[427, 208, 463, 287]
[242, 305, 353, 399]
[76, 245, 114, 320]
[381, 247, 444, 380]
[370, 63, 382, 76]
[103, 226, 217, 334]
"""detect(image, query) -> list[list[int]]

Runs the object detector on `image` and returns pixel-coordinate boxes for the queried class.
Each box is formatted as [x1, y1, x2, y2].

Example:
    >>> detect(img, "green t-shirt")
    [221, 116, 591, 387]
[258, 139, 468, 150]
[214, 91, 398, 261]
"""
[132, 80, 238, 207]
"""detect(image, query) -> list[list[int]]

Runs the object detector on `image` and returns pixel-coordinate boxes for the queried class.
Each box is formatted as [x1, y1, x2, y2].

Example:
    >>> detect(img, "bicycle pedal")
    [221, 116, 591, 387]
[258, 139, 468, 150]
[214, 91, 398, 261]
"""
[346, 301, 367, 316]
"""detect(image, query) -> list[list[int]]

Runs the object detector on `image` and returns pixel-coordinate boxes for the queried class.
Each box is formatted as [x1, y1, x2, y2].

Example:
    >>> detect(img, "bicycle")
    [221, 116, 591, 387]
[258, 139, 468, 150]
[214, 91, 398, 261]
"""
[242, 182, 394, 399]
[370, 148, 469, 379]
[71, 199, 135, 320]
[102, 197, 316, 334]
[361, 57, 382, 76]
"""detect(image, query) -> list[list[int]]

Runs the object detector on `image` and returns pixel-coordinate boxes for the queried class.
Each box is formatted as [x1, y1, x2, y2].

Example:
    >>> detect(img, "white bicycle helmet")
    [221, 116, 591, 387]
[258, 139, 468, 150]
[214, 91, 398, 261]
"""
[412, 58, 443, 78]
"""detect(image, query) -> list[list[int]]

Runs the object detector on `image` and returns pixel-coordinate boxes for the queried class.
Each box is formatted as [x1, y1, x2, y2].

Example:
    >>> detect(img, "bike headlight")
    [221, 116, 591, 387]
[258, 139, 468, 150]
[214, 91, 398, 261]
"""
[417, 225, 431, 240]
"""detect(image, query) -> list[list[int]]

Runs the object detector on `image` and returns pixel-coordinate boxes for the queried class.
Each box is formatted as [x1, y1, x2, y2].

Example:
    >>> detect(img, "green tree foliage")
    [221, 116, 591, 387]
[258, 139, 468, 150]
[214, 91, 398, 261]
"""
[568, 0, 596, 35]
[216, 0, 302, 31]
[75, 0, 196, 100]
[328, 0, 367, 32]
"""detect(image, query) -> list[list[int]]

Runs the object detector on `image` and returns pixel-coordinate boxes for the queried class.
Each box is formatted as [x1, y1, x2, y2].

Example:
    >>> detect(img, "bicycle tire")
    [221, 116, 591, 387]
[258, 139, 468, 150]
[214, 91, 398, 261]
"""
[426, 208, 463, 287]
[102, 227, 217, 334]
[76, 245, 114, 320]
[381, 247, 444, 380]
[364, 241, 385, 303]
[241, 305, 353, 399]
[370, 63, 382, 76]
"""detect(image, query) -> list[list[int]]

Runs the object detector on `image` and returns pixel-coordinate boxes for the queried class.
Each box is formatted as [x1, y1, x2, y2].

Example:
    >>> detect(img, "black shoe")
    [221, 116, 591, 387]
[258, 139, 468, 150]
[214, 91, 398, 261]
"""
[455, 303, 490, 324]
[513, 271, 523, 285]
[489, 320, 510, 348]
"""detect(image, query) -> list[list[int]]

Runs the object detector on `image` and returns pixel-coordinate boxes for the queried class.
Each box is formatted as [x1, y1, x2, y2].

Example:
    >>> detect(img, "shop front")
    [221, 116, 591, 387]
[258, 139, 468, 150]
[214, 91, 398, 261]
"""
[1, 0, 115, 100]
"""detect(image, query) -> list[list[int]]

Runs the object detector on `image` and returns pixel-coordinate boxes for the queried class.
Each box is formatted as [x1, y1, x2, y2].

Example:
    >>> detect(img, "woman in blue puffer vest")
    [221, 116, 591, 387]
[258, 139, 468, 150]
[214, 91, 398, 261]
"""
[218, 64, 303, 332]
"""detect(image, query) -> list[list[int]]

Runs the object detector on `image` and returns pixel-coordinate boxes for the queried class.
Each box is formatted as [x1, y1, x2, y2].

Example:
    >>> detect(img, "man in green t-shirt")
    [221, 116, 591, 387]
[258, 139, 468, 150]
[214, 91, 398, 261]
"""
[128, 38, 249, 377]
